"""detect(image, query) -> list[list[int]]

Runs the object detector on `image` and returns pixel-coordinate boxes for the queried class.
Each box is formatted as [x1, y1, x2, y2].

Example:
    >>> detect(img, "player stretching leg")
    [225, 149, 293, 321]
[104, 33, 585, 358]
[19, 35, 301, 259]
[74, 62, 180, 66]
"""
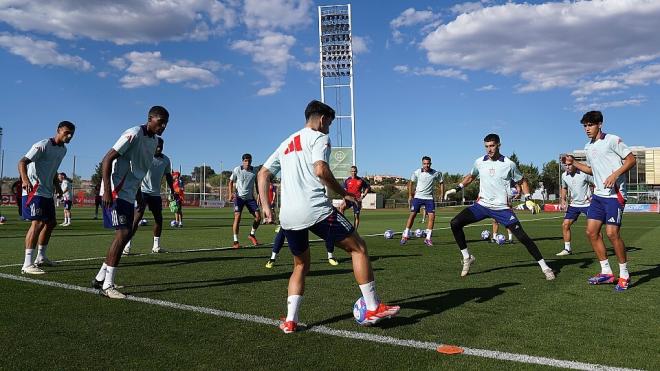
[258, 100, 399, 333]
[570, 111, 636, 291]
[446, 133, 555, 280]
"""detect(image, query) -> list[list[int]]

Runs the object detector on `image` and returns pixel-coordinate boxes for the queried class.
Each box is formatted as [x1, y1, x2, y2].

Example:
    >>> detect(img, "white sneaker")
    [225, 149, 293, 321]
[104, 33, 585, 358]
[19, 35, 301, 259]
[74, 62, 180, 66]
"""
[21, 264, 46, 275]
[101, 285, 126, 299]
[555, 249, 572, 256]
[151, 247, 167, 253]
[34, 258, 57, 267]
[543, 268, 556, 280]
[461, 255, 476, 277]
[122, 247, 131, 256]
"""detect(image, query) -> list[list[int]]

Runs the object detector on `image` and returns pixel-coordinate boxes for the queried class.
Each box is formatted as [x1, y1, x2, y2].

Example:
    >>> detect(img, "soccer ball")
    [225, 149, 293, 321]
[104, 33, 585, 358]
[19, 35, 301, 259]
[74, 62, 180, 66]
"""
[414, 229, 423, 238]
[139, 218, 148, 226]
[480, 230, 490, 240]
[495, 234, 506, 245]
[353, 296, 368, 323]
[383, 229, 394, 239]
[170, 220, 178, 227]
[0, 216, 6, 224]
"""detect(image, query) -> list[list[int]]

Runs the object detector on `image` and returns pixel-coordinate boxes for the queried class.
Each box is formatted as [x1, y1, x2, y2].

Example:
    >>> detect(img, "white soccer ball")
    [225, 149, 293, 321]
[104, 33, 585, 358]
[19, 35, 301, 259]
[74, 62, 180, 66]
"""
[0, 216, 6, 224]
[383, 229, 394, 239]
[139, 218, 148, 226]
[353, 296, 368, 323]
[170, 220, 178, 227]
[481, 230, 490, 240]
[495, 234, 506, 245]
[414, 229, 423, 238]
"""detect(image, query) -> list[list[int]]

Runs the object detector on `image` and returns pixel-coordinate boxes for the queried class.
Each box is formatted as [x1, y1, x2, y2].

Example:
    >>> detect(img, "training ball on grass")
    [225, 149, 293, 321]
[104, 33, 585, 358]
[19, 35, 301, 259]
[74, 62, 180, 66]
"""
[383, 229, 394, 239]
[139, 218, 148, 226]
[495, 234, 506, 245]
[414, 229, 423, 238]
[481, 230, 490, 240]
[353, 296, 368, 323]
[170, 220, 178, 227]
[0, 216, 6, 224]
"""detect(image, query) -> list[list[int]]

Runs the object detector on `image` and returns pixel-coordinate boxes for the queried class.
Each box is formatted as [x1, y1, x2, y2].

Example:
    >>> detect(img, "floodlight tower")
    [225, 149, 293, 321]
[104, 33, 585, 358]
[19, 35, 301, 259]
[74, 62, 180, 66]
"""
[318, 4, 355, 178]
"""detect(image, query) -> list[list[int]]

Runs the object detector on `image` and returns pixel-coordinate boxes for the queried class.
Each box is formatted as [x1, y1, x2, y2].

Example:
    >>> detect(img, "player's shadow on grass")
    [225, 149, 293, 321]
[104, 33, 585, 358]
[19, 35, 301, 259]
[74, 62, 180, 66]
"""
[630, 263, 660, 288]
[531, 236, 565, 242]
[472, 256, 594, 276]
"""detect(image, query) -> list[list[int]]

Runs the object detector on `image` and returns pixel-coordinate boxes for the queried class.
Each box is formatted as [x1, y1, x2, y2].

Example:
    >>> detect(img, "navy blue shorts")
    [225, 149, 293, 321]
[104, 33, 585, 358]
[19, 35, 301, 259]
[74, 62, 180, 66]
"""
[22, 195, 56, 221]
[63, 200, 72, 211]
[588, 195, 624, 226]
[411, 198, 435, 213]
[345, 200, 362, 215]
[103, 198, 135, 229]
[138, 193, 163, 213]
[564, 206, 589, 221]
[283, 209, 355, 256]
[234, 197, 259, 215]
[468, 203, 519, 227]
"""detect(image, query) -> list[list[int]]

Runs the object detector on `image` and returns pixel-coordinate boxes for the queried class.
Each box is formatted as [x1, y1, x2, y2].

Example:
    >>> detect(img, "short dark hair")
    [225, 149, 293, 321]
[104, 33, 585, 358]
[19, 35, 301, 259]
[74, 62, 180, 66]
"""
[422, 156, 431, 162]
[59, 172, 67, 177]
[580, 111, 603, 125]
[58, 121, 75, 130]
[304, 100, 335, 121]
[149, 106, 169, 120]
[484, 133, 500, 144]
[351, 165, 358, 171]
[242, 153, 252, 161]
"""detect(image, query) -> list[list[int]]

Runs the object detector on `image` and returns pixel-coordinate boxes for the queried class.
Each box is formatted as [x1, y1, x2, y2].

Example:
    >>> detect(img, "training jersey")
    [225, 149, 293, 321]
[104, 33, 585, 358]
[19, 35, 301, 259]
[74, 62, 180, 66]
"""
[562, 170, 593, 207]
[344, 176, 370, 199]
[410, 168, 443, 200]
[263, 127, 333, 230]
[584, 133, 632, 200]
[141, 154, 172, 196]
[101, 125, 158, 203]
[61, 179, 72, 200]
[471, 155, 523, 210]
[231, 165, 257, 200]
[23, 138, 67, 198]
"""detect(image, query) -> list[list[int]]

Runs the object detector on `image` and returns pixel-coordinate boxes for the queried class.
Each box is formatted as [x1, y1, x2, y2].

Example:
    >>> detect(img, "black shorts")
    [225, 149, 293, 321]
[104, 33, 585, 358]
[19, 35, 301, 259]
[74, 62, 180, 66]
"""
[283, 209, 354, 256]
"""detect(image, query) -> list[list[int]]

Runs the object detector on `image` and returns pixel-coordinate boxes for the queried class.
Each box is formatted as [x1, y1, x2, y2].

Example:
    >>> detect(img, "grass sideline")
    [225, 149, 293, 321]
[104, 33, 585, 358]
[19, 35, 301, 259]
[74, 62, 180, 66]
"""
[0, 207, 658, 370]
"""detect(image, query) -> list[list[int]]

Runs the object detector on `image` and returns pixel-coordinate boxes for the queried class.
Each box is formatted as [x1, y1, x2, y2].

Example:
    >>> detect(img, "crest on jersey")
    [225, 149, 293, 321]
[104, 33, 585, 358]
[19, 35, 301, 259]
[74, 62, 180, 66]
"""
[489, 168, 495, 176]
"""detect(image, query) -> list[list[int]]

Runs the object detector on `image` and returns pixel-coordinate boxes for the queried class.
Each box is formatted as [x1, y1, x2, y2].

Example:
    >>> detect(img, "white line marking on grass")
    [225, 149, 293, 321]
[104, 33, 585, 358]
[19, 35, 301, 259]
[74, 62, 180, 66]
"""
[0, 273, 641, 371]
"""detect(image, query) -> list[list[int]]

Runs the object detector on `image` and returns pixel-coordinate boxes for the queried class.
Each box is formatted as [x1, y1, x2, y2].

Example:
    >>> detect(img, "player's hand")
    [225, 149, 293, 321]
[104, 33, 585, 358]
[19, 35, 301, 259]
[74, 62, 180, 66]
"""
[102, 193, 113, 208]
[560, 200, 567, 211]
[263, 207, 274, 224]
[230, 193, 236, 202]
[444, 189, 457, 200]
[604, 173, 618, 189]
[22, 180, 33, 193]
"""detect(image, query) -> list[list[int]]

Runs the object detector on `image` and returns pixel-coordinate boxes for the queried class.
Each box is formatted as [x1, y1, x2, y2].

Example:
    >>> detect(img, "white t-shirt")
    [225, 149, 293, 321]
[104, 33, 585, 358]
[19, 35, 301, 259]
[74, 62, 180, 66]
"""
[141, 154, 172, 196]
[23, 139, 67, 198]
[561, 170, 593, 207]
[230, 165, 257, 200]
[471, 155, 523, 210]
[410, 168, 443, 200]
[61, 179, 73, 201]
[584, 133, 632, 199]
[101, 126, 158, 203]
[263, 127, 334, 230]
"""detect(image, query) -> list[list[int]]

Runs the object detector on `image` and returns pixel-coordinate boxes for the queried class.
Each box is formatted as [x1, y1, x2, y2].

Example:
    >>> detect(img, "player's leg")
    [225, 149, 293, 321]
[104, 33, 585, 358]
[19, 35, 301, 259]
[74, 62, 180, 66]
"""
[401, 199, 420, 244]
[505, 221, 555, 280]
[450, 205, 482, 276]
[151, 196, 165, 253]
[602, 198, 629, 290]
[584, 196, 616, 284]
[34, 218, 57, 266]
[22, 220, 46, 274]
[491, 219, 499, 243]
[325, 231, 338, 265]
[124, 196, 147, 255]
[266, 228, 285, 268]
[353, 202, 361, 230]
[247, 200, 261, 246]
[232, 198, 243, 248]
[558, 216, 575, 255]
[279, 228, 311, 333]
[94, 197, 101, 219]
[423, 200, 435, 246]
[94, 199, 134, 299]
[338, 200, 347, 215]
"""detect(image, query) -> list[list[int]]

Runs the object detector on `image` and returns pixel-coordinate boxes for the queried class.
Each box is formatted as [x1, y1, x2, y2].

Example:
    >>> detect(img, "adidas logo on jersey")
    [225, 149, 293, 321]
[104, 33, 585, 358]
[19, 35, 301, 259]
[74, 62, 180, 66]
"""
[608, 217, 616, 223]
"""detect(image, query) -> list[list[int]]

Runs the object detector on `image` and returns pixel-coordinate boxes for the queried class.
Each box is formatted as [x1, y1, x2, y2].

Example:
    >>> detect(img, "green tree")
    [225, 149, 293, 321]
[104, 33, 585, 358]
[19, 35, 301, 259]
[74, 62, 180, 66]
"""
[541, 160, 561, 196]
[191, 165, 216, 182]
[91, 161, 103, 187]
[519, 163, 540, 192]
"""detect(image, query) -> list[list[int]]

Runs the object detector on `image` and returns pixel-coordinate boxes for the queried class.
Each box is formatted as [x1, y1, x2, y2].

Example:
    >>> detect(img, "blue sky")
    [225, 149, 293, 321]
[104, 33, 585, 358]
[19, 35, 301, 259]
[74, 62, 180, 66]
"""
[1, 0, 659, 180]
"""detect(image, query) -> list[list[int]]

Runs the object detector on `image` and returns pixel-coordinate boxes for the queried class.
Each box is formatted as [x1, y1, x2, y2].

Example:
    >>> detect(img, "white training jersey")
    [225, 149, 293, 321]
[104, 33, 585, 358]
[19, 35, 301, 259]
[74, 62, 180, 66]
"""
[100, 126, 158, 203]
[584, 133, 632, 199]
[263, 127, 333, 230]
[230, 165, 257, 200]
[61, 179, 73, 200]
[23, 139, 67, 198]
[561, 170, 593, 207]
[410, 168, 443, 200]
[141, 154, 172, 196]
[471, 155, 523, 210]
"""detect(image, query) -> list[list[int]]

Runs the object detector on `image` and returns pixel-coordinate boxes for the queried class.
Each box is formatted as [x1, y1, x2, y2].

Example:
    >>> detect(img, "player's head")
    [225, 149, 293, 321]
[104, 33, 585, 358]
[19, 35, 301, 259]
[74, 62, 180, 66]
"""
[564, 154, 576, 173]
[172, 171, 180, 178]
[483, 133, 501, 159]
[580, 111, 603, 140]
[421, 156, 432, 171]
[58, 172, 66, 181]
[147, 106, 169, 136]
[350, 166, 358, 176]
[242, 153, 252, 168]
[56, 121, 76, 144]
[305, 100, 335, 134]
[155, 137, 164, 155]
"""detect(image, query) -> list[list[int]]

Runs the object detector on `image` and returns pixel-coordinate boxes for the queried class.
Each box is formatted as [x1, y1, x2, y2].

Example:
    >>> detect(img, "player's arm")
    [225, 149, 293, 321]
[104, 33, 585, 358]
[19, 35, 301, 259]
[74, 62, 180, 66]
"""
[101, 149, 121, 208]
[407, 181, 414, 202]
[17, 157, 33, 193]
[55, 176, 64, 197]
[164, 172, 177, 199]
[361, 181, 371, 199]
[228, 177, 235, 201]
[314, 161, 355, 203]
[560, 187, 568, 210]
[438, 182, 445, 202]
[604, 153, 636, 188]
[444, 174, 474, 200]
[519, 178, 532, 198]
[257, 167, 274, 223]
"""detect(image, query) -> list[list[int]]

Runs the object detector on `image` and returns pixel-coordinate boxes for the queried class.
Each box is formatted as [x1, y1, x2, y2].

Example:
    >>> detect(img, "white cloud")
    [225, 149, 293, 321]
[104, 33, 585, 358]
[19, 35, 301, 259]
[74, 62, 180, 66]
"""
[574, 96, 647, 112]
[243, 0, 312, 31]
[352, 35, 369, 55]
[295, 61, 317, 72]
[0, 33, 92, 71]
[450, 1, 493, 15]
[0, 1, 237, 44]
[476, 84, 497, 91]
[110, 51, 220, 89]
[394, 65, 467, 81]
[231, 31, 296, 95]
[420, 0, 660, 101]
[390, 7, 441, 44]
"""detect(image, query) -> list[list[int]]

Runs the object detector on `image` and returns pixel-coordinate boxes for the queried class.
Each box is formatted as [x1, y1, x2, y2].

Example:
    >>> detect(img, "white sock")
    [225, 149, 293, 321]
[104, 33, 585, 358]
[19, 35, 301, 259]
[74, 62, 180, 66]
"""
[37, 245, 48, 260]
[124, 240, 132, 250]
[95, 263, 108, 282]
[250, 228, 256, 235]
[403, 228, 410, 238]
[460, 248, 470, 260]
[153, 237, 160, 248]
[286, 295, 303, 323]
[23, 249, 34, 268]
[358, 281, 380, 311]
[233, 234, 238, 242]
[564, 242, 571, 251]
[508, 232, 513, 241]
[327, 252, 334, 259]
[425, 229, 432, 239]
[619, 262, 629, 279]
[270, 252, 277, 260]
[600, 259, 613, 275]
[537, 259, 550, 271]
[102, 266, 116, 290]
